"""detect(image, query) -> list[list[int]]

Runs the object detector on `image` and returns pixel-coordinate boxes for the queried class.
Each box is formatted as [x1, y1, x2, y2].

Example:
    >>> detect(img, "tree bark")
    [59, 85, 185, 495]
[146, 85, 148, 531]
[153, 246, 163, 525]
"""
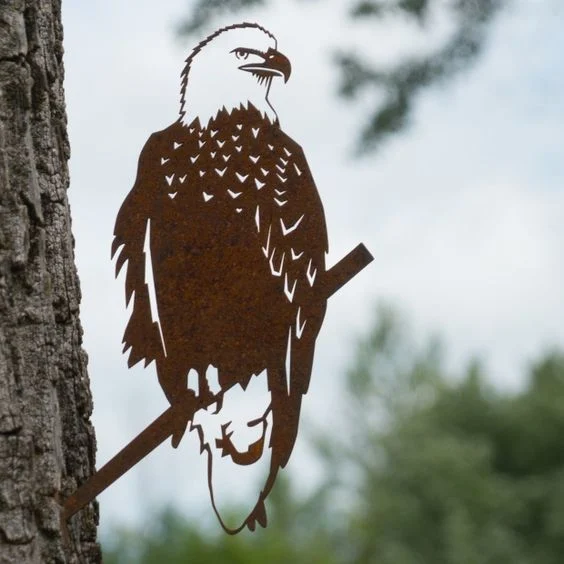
[0, 0, 100, 562]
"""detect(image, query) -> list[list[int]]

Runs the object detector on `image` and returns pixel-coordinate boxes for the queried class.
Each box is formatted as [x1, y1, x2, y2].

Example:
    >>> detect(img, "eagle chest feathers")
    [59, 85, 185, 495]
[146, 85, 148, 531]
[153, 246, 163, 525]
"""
[139, 107, 327, 375]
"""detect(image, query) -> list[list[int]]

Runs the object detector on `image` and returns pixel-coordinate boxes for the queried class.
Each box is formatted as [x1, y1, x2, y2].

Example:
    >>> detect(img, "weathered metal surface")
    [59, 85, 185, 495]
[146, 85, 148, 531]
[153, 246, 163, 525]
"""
[63, 22, 373, 533]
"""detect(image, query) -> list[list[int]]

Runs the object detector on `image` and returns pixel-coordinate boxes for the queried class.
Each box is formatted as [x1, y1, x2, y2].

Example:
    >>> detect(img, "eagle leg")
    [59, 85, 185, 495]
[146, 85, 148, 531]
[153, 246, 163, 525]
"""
[158, 363, 222, 448]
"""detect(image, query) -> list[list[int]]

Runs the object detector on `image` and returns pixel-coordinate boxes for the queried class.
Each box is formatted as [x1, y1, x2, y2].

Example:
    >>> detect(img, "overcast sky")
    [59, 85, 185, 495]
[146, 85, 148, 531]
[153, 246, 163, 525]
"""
[61, 0, 564, 532]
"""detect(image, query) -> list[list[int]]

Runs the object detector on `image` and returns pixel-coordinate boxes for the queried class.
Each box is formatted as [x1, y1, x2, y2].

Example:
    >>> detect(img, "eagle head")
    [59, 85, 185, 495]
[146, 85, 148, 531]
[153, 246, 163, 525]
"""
[180, 23, 291, 128]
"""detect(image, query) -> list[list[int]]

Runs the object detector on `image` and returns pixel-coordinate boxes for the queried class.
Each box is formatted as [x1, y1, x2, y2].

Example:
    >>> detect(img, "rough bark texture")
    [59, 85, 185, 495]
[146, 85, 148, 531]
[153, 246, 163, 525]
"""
[0, 0, 100, 562]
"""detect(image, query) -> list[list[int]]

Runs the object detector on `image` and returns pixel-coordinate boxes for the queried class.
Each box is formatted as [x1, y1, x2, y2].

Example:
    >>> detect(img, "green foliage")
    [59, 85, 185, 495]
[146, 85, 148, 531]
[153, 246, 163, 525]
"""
[177, 0, 266, 37]
[338, 0, 505, 152]
[104, 306, 564, 562]
[326, 306, 564, 563]
[351, 0, 430, 20]
[103, 475, 339, 564]
[177, 0, 506, 153]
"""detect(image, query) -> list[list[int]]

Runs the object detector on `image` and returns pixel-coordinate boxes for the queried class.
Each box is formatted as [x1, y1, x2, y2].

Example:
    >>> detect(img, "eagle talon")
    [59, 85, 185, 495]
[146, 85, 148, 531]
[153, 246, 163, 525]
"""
[171, 423, 189, 449]
[170, 389, 197, 448]
[213, 393, 224, 414]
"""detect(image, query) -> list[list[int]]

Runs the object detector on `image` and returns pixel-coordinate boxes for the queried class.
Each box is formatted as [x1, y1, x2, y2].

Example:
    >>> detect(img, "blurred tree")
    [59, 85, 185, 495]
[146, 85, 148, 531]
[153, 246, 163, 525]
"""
[103, 475, 338, 564]
[318, 305, 564, 563]
[177, 0, 506, 152]
[104, 306, 564, 563]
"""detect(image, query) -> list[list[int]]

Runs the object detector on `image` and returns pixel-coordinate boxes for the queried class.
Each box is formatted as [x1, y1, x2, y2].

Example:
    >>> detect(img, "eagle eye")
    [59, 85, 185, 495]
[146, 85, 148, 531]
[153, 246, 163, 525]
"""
[234, 49, 249, 61]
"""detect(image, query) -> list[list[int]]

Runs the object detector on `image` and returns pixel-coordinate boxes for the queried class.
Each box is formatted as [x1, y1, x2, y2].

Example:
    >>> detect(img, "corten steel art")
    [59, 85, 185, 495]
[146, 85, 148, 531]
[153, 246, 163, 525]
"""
[63, 22, 373, 533]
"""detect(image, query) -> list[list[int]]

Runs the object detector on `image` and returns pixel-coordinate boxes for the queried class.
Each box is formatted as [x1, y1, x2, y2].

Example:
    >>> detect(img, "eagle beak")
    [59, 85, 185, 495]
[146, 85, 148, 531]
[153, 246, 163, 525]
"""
[239, 48, 292, 83]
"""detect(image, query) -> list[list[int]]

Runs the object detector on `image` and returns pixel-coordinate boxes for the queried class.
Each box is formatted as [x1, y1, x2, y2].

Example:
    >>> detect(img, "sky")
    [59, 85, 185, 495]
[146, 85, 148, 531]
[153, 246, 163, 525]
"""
[61, 0, 564, 533]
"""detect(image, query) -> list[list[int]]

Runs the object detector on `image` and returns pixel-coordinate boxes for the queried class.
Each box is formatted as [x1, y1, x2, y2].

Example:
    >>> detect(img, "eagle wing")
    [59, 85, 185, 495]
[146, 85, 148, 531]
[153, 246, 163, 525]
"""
[111, 131, 170, 368]
[270, 138, 328, 396]
[252, 130, 328, 469]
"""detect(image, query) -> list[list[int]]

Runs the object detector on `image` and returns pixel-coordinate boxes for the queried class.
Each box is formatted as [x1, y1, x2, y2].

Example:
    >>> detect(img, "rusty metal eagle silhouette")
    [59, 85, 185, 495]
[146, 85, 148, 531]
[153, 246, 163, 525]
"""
[63, 22, 373, 533]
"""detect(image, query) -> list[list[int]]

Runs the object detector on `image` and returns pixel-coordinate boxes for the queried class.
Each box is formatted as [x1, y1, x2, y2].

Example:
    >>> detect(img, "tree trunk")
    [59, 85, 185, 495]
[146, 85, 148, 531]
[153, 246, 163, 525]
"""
[0, 0, 100, 562]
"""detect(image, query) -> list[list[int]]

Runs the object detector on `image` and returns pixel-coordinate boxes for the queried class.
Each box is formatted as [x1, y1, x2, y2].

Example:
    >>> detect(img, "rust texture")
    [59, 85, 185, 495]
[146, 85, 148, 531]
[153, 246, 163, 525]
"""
[63, 22, 373, 533]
